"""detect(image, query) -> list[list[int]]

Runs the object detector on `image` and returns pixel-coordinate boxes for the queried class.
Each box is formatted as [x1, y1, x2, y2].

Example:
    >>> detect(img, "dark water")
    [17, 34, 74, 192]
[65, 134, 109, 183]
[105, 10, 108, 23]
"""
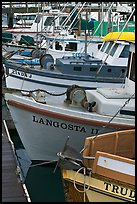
[9, 129, 65, 202]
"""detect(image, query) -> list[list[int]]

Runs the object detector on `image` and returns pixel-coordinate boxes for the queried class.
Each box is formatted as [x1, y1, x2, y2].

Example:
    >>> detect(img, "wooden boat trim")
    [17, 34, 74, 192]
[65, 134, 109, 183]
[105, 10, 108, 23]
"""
[82, 129, 135, 173]
[83, 129, 135, 158]
[92, 151, 135, 185]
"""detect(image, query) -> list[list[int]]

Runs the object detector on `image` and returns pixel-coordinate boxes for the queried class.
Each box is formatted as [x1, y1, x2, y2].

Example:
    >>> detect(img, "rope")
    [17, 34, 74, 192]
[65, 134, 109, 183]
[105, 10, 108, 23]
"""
[30, 160, 57, 167]
[29, 88, 67, 96]
[73, 166, 91, 194]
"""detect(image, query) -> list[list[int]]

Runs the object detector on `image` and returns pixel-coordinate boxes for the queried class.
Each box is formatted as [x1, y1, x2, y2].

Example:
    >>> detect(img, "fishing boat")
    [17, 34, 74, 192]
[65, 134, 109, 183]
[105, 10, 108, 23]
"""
[2, 9, 72, 42]
[2, 33, 102, 61]
[57, 129, 135, 202]
[3, 3, 135, 59]
[2, 2, 94, 42]
[2, 4, 103, 56]
[3, 31, 135, 92]
[2, 14, 103, 65]
[3, 40, 135, 161]
[35, 34, 102, 62]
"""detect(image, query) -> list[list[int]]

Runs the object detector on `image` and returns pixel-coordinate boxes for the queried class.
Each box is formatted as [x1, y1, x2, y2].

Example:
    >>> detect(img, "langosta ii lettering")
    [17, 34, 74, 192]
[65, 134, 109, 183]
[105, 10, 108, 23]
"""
[32, 115, 99, 134]
[33, 115, 86, 132]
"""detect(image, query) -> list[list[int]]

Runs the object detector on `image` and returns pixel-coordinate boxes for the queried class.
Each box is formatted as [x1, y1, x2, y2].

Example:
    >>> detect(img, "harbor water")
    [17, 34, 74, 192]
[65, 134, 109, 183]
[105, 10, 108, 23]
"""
[9, 129, 65, 202]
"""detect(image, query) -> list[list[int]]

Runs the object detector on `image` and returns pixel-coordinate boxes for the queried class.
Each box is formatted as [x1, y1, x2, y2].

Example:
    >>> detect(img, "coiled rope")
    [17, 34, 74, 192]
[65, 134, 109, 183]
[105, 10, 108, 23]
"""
[74, 167, 92, 202]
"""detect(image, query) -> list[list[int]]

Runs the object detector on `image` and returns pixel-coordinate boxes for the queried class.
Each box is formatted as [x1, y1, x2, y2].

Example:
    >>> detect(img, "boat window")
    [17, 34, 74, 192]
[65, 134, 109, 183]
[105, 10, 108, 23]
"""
[119, 45, 129, 58]
[27, 15, 36, 20]
[100, 41, 108, 52]
[65, 42, 77, 51]
[98, 43, 102, 50]
[90, 67, 97, 71]
[121, 68, 125, 74]
[127, 52, 135, 82]
[105, 42, 113, 54]
[44, 17, 55, 26]
[16, 14, 36, 20]
[35, 15, 41, 23]
[110, 43, 119, 56]
[130, 53, 135, 82]
[74, 67, 82, 71]
[55, 41, 62, 50]
[107, 68, 112, 72]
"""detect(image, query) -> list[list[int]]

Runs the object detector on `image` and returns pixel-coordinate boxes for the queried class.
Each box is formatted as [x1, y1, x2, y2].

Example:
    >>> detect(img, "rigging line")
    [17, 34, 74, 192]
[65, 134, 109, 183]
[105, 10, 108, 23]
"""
[39, 2, 76, 42]
[7, 5, 69, 48]
[58, 2, 86, 35]
[44, 4, 70, 35]
[2, 49, 19, 60]
[38, 3, 93, 54]
[60, 2, 80, 28]
[20, 72, 26, 90]
[78, 2, 115, 55]
[104, 92, 135, 126]
[92, 92, 135, 142]
[3, 59, 67, 96]
[30, 160, 57, 167]
[38, 2, 82, 51]
[64, 2, 83, 28]
[40, 2, 87, 54]
[48, 2, 80, 32]
[40, 2, 45, 50]
[60, 1, 84, 31]
[4, 61, 67, 95]
[4, 60, 30, 79]
[67, 2, 87, 32]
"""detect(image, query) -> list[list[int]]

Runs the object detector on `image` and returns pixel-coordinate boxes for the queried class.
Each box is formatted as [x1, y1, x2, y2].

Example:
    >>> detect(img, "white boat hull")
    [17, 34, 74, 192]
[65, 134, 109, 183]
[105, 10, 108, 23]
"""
[5, 92, 134, 161]
[5, 67, 123, 93]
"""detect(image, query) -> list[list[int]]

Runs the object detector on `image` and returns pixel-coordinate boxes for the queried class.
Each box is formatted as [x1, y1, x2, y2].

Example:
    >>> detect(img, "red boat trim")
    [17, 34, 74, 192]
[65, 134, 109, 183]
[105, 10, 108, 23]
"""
[2, 28, 42, 34]
[7, 100, 134, 129]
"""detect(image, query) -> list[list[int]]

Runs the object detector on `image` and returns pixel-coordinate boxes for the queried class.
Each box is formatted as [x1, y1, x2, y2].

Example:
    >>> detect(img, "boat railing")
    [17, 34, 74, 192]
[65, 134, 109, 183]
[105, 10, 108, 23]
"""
[82, 129, 135, 169]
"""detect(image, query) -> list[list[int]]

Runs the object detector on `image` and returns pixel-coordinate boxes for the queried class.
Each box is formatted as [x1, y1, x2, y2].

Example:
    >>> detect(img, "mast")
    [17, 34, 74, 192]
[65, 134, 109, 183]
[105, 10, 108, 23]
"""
[107, 2, 111, 33]
[101, 2, 104, 37]
[36, 3, 40, 50]
[77, 11, 81, 36]
[84, 8, 88, 58]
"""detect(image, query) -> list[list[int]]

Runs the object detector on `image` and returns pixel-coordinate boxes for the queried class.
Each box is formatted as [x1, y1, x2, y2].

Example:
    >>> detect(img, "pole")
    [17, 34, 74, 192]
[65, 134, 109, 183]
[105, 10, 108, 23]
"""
[107, 2, 111, 33]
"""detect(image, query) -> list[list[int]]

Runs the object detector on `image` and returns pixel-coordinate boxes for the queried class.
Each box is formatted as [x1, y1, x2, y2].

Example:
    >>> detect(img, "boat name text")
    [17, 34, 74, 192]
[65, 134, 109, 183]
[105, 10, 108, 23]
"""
[32, 115, 99, 134]
[12, 70, 32, 78]
[104, 182, 135, 200]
